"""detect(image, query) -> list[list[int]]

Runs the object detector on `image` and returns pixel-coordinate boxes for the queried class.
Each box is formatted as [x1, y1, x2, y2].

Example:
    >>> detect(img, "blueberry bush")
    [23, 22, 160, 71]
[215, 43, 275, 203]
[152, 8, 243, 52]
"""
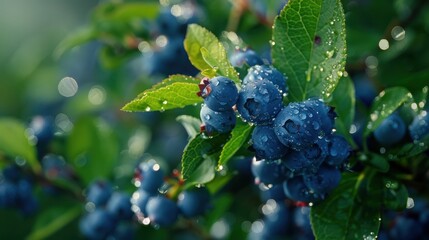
[1, 0, 429, 239]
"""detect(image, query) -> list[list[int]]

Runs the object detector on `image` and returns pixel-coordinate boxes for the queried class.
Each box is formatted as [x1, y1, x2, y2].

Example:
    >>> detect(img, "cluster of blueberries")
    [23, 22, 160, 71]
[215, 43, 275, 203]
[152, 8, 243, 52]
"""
[378, 198, 429, 240]
[0, 165, 38, 215]
[80, 160, 212, 239]
[198, 49, 351, 203]
[131, 160, 211, 227]
[141, 4, 198, 76]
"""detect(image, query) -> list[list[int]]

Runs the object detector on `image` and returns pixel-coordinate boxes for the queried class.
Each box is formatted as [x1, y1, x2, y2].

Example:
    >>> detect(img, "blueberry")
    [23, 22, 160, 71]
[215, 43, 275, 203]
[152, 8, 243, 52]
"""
[0, 180, 17, 208]
[251, 125, 288, 160]
[325, 134, 351, 166]
[293, 207, 314, 239]
[229, 49, 264, 68]
[303, 164, 341, 194]
[135, 160, 164, 194]
[251, 158, 290, 185]
[353, 74, 377, 106]
[130, 189, 154, 216]
[41, 154, 72, 180]
[283, 176, 323, 203]
[80, 209, 116, 240]
[389, 215, 423, 240]
[29, 115, 54, 146]
[236, 80, 283, 125]
[106, 192, 134, 220]
[409, 110, 429, 141]
[146, 196, 179, 227]
[374, 113, 406, 146]
[282, 138, 328, 174]
[177, 187, 211, 218]
[112, 222, 135, 240]
[243, 65, 287, 93]
[200, 104, 236, 133]
[2, 165, 21, 182]
[260, 184, 287, 202]
[274, 101, 331, 150]
[86, 180, 113, 207]
[197, 76, 238, 111]
[305, 99, 336, 134]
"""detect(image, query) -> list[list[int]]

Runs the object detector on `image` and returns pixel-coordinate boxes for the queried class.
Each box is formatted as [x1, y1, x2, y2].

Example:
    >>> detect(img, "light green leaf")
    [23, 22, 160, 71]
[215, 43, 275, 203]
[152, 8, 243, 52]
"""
[106, 3, 160, 22]
[311, 173, 381, 240]
[364, 87, 412, 136]
[218, 122, 253, 167]
[184, 157, 216, 188]
[181, 133, 229, 180]
[176, 115, 202, 139]
[272, 0, 347, 102]
[66, 117, 118, 184]
[54, 27, 96, 59]
[122, 75, 202, 112]
[184, 24, 240, 83]
[0, 118, 40, 173]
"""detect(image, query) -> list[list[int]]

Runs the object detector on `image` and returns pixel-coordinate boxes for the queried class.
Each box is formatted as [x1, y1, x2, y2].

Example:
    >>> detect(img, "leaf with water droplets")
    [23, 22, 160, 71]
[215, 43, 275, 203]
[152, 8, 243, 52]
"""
[184, 24, 240, 83]
[364, 87, 412, 137]
[311, 173, 381, 240]
[181, 133, 229, 181]
[121, 75, 202, 112]
[218, 122, 254, 167]
[272, 0, 347, 102]
[0, 118, 41, 173]
[329, 76, 356, 147]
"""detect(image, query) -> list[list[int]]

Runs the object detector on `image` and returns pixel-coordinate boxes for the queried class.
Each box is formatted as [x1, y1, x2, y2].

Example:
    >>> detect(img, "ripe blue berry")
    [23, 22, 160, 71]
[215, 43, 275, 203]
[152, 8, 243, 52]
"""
[130, 189, 154, 216]
[251, 125, 288, 160]
[243, 65, 287, 93]
[236, 80, 283, 125]
[80, 209, 116, 240]
[283, 176, 323, 202]
[200, 104, 236, 133]
[86, 180, 113, 207]
[197, 76, 238, 111]
[303, 164, 341, 194]
[325, 134, 351, 166]
[0, 180, 17, 208]
[261, 201, 290, 236]
[146, 196, 179, 227]
[177, 187, 211, 218]
[260, 184, 287, 202]
[251, 158, 291, 185]
[29, 115, 54, 145]
[274, 100, 332, 150]
[409, 110, 429, 141]
[135, 160, 164, 194]
[293, 207, 314, 239]
[282, 138, 328, 174]
[230, 49, 264, 67]
[106, 192, 134, 220]
[374, 113, 406, 146]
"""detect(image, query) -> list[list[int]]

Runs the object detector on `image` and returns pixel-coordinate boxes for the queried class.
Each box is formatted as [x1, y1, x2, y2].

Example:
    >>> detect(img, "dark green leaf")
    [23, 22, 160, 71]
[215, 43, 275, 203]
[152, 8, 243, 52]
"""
[105, 3, 159, 22]
[66, 117, 118, 184]
[330, 76, 355, 137]
[272, 0, 347, 102]
[358, 153, 390, 173]
[204, 194, 233, 229]
[311, 173, 381, 240]
[181, 133, 229, 180]
[176, 115, 201, 139]
[218, 122, 253, 167]
[27, 204, 81, 240]
[365, 87, 412, 136]
[184, 24, 240, 83]
[392, 135, 429, 159]
[122, 75, 202, 112]
[0, 118, 41, 173]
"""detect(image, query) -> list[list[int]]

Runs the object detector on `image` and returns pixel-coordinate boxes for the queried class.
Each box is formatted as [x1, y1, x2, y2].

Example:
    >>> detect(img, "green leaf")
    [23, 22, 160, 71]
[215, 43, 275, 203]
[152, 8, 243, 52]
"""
[66, 117, 118, 184]
[0, 118, 41, 173]
[218, 122, 253, 167]
[122, 75, 202, 112]
[358, 153, 390, 173]
[176, 115, 201, 139]
[272, 0, 347, 102]
[105, 3, 160, 22]
[383, 180, 408, 211]
[184, 157, 216, 187]
[311, 173, 381, 240]
[184, 24, 240, 83]
[181, 133, 229, 180]
[27, 204, 81, 240]
[54, 27, 96, 58]
[364, 87, 412, 136]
